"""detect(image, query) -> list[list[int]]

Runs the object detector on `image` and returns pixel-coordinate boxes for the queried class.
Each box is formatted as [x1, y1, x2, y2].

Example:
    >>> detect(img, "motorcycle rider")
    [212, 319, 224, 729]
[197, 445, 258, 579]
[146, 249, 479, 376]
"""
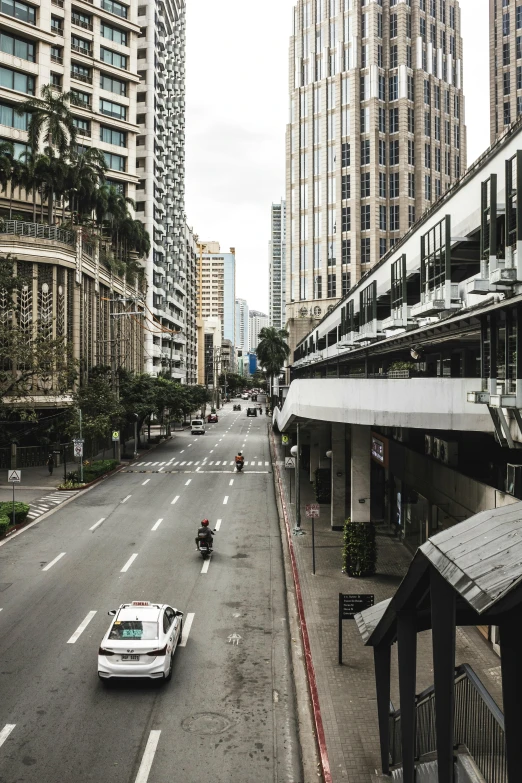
[195, 518, 214, 551]
[235, 451, 244, 471]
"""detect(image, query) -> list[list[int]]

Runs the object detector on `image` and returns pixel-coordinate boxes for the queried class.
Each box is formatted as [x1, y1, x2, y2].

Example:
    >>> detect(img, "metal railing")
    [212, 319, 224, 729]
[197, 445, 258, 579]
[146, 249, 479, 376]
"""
[390, 664, 506, 783]
[0, 220, 75, 246]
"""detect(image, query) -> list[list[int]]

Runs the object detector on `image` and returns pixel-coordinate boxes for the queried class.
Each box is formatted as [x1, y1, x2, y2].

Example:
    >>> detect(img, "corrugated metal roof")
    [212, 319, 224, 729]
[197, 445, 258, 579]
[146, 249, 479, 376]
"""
[355, 599, 392, 645]
[420, 502, 522, 614]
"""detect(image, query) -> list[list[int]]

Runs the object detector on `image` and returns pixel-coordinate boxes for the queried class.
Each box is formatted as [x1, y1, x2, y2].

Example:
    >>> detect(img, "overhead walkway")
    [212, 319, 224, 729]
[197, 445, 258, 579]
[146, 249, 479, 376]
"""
[273, 377, 494, 434]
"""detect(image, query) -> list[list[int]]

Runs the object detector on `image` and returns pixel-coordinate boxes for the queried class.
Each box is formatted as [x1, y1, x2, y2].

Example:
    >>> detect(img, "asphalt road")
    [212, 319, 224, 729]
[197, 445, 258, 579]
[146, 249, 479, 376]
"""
[0, 401, 302, 783]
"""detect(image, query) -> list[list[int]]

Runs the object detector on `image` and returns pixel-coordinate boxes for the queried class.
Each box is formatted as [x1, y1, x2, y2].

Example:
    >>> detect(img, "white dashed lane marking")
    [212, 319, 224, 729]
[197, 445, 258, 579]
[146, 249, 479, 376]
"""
[223, 496, 229, 505]
[142, 479, 150, 485]
[134, 730, 161, 783]
[42, 553, 66, 571]
[89, 517, 105, 531]
[151, 518, 163, 531]
[0, 725, 16, 749]
[67, 610, 97, 644]
[179, 613, 194, 647]
[201, 559, 210, 574]
[185, 479, 191, 486]
[171, 496, 180, 505]
[215, 518, 222, 530]
[121, 495, 131, 504]
[121, 553, 138, 573]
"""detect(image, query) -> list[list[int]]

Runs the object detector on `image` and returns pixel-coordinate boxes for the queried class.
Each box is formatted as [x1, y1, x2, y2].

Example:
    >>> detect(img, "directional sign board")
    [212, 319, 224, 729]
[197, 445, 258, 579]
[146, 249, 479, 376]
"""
[338, 593, 374, 664]
[285, 457, 296, 469]
[8, 470, 21, 483]
[112, 430, 120, 442]
[281, 435, 289, 445]
[306, 503, 320, 518]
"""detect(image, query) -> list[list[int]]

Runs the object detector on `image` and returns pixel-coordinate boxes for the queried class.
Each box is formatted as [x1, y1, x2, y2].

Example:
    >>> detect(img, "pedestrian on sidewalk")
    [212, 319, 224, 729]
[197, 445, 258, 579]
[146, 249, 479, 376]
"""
[47, 453, 54, 476]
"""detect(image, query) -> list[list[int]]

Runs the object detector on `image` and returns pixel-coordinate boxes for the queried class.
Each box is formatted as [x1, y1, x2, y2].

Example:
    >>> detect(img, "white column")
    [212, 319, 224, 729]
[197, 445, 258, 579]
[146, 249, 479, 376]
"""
[351, 424, 371, 523]
[331, 423, 347, 529]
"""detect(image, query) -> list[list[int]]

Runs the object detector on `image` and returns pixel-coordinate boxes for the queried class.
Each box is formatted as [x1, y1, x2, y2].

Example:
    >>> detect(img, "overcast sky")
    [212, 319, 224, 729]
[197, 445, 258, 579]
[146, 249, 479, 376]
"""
[185, 0, 489, 315]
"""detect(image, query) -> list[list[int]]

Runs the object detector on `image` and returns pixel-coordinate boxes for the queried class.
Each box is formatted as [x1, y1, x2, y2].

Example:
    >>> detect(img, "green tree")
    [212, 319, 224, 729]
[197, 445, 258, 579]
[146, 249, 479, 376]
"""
[67, 374, 123, 457]
[256, 327, 290, 406]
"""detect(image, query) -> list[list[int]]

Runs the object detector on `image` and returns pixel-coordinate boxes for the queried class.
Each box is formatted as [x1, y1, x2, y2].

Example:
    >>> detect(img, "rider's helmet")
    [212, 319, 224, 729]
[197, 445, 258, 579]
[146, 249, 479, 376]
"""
[201, 518, 209, 526]
[238, 452, 242, 457]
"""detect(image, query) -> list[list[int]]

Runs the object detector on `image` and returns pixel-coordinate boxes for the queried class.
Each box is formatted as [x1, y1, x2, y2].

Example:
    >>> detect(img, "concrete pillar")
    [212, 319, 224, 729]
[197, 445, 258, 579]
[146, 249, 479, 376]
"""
[309, 424, 330, 482]
[331, 423, 347, 529]
[351, 424, 371, 523]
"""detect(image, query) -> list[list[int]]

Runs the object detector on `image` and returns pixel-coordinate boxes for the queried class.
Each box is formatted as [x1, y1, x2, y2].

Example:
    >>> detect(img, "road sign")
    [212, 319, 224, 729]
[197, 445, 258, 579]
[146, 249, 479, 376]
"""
[112, 430, 120, 442]
[285, 457, 296, 469]
[73, 440, 84, 458]
[282, 434, 289, 445]
[7, 470, 21, 483]
[306, 503, 320, 518]
[339, 593, 375, 664]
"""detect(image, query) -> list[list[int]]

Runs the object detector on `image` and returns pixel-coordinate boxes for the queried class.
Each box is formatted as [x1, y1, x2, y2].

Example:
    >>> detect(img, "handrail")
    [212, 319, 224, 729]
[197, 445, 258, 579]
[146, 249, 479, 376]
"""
[0, 220, 75, 246]
[389, 664, 506, 782]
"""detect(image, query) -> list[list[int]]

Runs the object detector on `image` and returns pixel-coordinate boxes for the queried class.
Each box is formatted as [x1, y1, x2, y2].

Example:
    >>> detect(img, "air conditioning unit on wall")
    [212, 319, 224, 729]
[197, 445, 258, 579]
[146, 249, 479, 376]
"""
[432, 438, 441, 460]
[506, 464, 522, 498]
[438, 440, 458, 466]
[424, 434, 433, 456]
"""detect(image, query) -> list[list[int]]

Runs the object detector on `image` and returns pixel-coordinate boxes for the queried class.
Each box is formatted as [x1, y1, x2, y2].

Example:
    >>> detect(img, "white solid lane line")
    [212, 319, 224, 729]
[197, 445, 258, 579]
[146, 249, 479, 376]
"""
[142, 479, 150, 485]
[151, 518, 163, 531]
[223, 496, 229, 505]
[215, 518, 222, 531]
[180, 450, 184, 454]
[201, 559, 210, 574]
[185, 479, 191, 486]
[171, 495, 180, 505]
[229, 479, 234, 486]
[42, 553, 66, 571]
[67, 610, 97, 644]
[0, 725, 15, 749]
[179, 613, 194, 647]
[121, 495, 131, 504]
[134, 729, 161, 783]
[121, 553, 138, 573]
[89, 517, 106, 531]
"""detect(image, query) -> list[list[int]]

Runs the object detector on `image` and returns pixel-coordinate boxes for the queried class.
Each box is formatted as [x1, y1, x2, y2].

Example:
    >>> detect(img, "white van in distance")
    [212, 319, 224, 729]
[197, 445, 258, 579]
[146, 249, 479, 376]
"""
[191, 419, 205, 435]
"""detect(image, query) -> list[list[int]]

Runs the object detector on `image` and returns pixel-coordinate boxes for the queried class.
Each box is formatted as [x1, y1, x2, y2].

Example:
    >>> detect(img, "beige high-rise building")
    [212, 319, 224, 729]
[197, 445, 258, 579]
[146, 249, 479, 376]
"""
[489, 0, 522, 143]
[286, 0, 467, 356]
[197, 241, 236, 345]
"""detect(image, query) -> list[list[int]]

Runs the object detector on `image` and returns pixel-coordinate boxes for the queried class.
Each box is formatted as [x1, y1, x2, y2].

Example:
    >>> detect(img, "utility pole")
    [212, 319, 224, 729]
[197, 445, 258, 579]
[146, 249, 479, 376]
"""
[296, 423, 301, 529]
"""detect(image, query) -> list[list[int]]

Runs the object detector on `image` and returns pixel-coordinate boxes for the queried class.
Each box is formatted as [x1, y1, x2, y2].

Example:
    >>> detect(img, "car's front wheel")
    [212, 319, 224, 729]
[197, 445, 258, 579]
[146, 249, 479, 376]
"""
[164, 653, 173, 682]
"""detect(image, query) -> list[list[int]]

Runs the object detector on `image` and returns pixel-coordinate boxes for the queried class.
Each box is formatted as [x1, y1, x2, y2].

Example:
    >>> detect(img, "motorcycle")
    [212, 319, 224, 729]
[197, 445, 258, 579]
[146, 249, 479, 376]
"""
[235, 459, 244, 473]
[198, 531, 217, 559]
[233, 404, 241, 411]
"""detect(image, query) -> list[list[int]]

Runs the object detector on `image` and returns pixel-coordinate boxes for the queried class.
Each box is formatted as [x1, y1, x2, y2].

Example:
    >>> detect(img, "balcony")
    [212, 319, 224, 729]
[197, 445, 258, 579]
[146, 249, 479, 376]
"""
[51, 54, 63, 64]
[411, 283, 462, 318]
[75, 126, 91, 138]
[71, 44, 93, 57]
[72, 17, 93, 30]
[51, 0, 64, 6]
[71, 71, 92, 84]
[0, 220, 75, 246]
[382, 305, 417, 332]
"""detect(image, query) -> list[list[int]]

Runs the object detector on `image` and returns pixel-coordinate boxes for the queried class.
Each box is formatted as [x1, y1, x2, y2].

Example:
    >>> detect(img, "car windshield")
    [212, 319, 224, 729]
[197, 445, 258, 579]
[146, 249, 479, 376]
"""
[192, 420, 202, 426]
[109, 620, 158, 640]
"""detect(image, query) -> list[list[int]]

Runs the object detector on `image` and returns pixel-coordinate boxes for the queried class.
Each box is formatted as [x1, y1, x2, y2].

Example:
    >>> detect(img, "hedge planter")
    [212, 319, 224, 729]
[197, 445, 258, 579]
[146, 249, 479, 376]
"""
[0, 502, 30, 539]
[313, 467, 332, 504]
[342, 519, 377, 577]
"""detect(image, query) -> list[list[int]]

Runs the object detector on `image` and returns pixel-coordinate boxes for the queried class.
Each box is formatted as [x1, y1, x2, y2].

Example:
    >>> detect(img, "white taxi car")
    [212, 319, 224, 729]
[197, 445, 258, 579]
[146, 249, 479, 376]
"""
[98, 601, 183, 681]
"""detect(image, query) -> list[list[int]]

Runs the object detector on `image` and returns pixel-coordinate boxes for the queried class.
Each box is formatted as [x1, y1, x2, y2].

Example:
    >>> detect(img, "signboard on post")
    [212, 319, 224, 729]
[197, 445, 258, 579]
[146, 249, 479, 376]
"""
[73, 440, 84, 458]
[338, 593, 374, 664]
[8, 470, 21, 483]
[112, 431, 120, 442]
[306, 503, 320, 518]
[285, 457, 296, 469]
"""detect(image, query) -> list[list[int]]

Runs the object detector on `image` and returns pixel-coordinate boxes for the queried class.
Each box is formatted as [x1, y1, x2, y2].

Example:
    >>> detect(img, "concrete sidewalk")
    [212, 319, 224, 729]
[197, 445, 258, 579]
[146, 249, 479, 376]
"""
[272, 433, 504, 783]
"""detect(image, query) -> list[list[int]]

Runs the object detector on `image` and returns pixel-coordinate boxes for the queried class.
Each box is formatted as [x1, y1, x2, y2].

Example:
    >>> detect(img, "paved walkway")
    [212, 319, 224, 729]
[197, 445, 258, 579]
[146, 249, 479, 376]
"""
[272, 434, 504, 783]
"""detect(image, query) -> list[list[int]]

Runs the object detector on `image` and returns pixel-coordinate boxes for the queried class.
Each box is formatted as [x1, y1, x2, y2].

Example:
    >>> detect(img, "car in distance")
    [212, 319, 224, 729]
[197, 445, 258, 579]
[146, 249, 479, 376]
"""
[247, 407, 257, 417]
[242, 393, 250, 400]
[207, 413, 218, 423]
[191, 418, 205, 434]
[98, 601, 183, 681]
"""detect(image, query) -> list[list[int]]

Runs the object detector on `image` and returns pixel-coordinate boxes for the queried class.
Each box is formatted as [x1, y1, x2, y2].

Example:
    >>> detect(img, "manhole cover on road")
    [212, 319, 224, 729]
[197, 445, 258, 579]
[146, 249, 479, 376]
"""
[181, 713, 235, 735]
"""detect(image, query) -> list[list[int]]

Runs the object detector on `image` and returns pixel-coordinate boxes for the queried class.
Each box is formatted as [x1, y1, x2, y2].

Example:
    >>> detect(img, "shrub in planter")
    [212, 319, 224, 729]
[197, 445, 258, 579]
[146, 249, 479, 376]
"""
[0, 502, 30, 526]
[83, 459, 119, 483]
[0, 515, 9, 537]
[313, 467, 331, 504]
[342, 519, 377, 577]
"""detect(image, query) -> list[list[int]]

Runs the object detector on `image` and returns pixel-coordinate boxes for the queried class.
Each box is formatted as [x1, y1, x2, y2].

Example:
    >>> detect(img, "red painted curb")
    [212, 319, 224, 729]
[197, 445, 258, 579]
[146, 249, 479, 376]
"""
[270, 428, 333, 783]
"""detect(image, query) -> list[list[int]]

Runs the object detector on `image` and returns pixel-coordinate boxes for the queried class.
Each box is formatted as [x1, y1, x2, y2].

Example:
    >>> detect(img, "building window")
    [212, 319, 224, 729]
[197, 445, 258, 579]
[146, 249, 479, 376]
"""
[361, 139, 370, 165]
[0, 101, 28, 130]
[407, 75, 414, 101]
[361, 204, 371, 230]
[504, 71, 511, 95]
[315, 275, 322, 299]
[424, 79, 431, 105]
[378, 74, 386, 101]
[0, 0, 35, 24]
[408, 139, 415, 165]
[101, 0, 128, 18]
[379, 172, 386, 197]
[101, 126, 126, 146]
[51, 15, 63, 34]
[327, 273, 336, 298]
[101, 73, 127, 96]
[342, 142, 350, 167]
[424, 111, 431, 136]
[408, 172, 415, 198]
[0, 65, 35, 95]
[379, 205, 387, 230]
[424, 143, 431, 168]
[390, 13, 397, 37]
[72, 10, 93, 29]
[361, 238, 371, 263]
[389, 74, 398, 101]
[379, 106, 386, 132]
[378, 139, 386, 165]
[425, 174, 431, 201]
[342, 206, 351, 232]
[503, 11, 510, 36]
[71, 89, 91, 109]
[0, 31, 35, 62]
[342, 238, 351, 263]
[361, 172, 370, 197]
[389, 172, 399, 198]
[101, 23, 128, 46]
[100, 98, 127, 120]
[100, 46, 127, 69]
[390, 205, 400, 231]
[504, 102, 511, 125]
[72, 35, 92, 56]
[342, 269, 351, 295]
[341, 173, 350, 199]
[379, 238, 387, 258]
[408, 205, 416, 227]
[408, 107, 415, 133]
[504, 41, 511, 65]
[389, 140, 399, 165]
[71, 63, 92, 83]
[390, 44, 398, 68]
[389, 107, 399, 133]
[103, 152, 125, 171]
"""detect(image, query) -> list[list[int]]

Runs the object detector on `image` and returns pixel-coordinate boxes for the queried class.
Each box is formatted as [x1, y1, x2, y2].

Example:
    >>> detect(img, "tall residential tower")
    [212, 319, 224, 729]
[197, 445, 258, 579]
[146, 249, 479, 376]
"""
[286, 0, 467, 354]
[490, 0, 522, 143]
[269, 200, 286, 330]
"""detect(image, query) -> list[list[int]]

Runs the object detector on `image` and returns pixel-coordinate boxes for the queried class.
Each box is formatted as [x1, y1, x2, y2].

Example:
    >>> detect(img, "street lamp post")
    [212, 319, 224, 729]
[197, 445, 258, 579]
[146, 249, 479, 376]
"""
[291, 422, 301, 532]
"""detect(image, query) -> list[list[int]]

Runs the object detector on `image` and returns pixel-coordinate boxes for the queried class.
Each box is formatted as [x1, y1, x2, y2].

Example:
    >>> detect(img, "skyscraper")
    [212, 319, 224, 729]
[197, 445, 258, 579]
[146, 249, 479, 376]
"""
[286, 0, 467, 355]
[490, 0, 522, 143]
[137, 0, 190, 380]
[249, 310, 269, 352]
[269, 200, 286, 330]
[199, 242, 236, 344]
[235, 298, 249, 352]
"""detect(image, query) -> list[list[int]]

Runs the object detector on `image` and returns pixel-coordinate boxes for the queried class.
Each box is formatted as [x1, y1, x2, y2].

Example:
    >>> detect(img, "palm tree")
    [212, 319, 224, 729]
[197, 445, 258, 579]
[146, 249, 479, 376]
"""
[67, 147, 107, 222]
[0, 141, 14, 214]
[256, 327, 290, 408]
[16, 84, 77, 156]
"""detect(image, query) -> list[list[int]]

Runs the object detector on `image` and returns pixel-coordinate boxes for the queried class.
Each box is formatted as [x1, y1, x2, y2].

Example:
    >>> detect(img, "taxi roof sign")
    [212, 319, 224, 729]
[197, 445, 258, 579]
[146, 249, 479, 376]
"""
[132, 601, 150, 606]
